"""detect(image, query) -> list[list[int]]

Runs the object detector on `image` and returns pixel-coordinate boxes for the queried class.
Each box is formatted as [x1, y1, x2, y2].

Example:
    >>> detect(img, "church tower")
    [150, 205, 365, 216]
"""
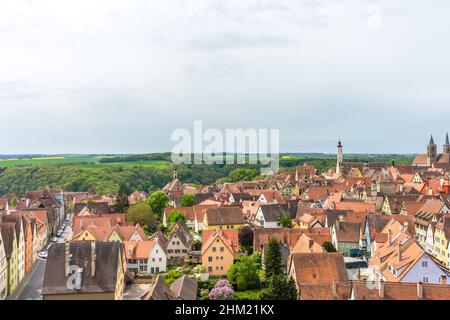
[336, 139, 343, 174]
[427, 135, 437, 167]
[443, 132, 450, 154]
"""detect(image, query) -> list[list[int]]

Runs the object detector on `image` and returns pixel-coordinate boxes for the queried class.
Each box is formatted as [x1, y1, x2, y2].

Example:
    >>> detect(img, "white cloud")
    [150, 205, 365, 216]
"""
[0, 0, 449, 153]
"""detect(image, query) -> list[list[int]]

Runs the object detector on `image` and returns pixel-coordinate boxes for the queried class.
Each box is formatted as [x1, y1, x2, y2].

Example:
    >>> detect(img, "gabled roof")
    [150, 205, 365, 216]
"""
[204, 207, 244, 226]
[0, 222, 16, 258]
[169, 275, 198, 300]
[289, 253, 349, 284]
[42, 241, 122, 296]
[140, 275, 173, 300]
[202, 229, 239, 255]
[334, 221, 361, 243]
[74, 202, 110, 216]
[292, 234, 325, 254]
[124, 240, 159, 259]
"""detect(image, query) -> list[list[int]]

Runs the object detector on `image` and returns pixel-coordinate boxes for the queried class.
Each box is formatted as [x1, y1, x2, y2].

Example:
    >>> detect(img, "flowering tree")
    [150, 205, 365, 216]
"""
[209, 280, 235, 300]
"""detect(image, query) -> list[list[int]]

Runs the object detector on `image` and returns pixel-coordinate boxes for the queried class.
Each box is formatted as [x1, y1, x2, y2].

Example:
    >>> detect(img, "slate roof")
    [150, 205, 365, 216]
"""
[42, 241, 123, 296]
[205, 207, 244, 226]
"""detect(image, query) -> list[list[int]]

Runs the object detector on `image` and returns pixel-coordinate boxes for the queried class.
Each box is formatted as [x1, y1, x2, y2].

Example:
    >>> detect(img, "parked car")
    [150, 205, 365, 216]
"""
[38, 251, 48, 259]
[51, 237, 59, 243]
[57, 230, 63, 237]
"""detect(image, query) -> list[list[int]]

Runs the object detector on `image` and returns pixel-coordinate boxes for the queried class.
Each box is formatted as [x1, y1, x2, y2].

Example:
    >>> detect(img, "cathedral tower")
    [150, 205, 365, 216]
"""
[427, 135, 437, 167]
[443, 132, 450, 154]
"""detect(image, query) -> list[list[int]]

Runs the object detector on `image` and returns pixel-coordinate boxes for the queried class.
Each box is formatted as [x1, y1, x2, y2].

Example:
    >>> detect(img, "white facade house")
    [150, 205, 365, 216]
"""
[124, 240, 167, 275]
[17, 220, 25, 282]
[167, 228, 192, 265]
[254, 206, 282, 228]
[0, 231, 7, 300]
[426, 223, 435, 255]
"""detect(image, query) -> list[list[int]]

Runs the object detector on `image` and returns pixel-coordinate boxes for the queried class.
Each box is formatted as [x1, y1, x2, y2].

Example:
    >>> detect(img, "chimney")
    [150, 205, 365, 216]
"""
[397, 243, 401, 263]
[332, 279, 337, 299]
[336, 220, 340, 231]
[387, 229, 392, 246]
[417, 282, 423, 299]
[65, 241, 70, 277]
[91, 241, 96, 277]
[378, 280, 384, 298]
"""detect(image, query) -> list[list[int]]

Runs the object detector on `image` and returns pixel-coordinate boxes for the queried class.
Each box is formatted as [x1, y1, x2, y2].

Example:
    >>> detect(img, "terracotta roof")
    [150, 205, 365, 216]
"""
[202, 229, 239, 254]
[334, 201, 375, 213]
[292, 234, 325, 253]
[72, 214, 127, 234]
[299, 281, 352, 300]
[289, 253, 349, 284]
[352, 281, 450, 300]
[124, 240, 158, 259]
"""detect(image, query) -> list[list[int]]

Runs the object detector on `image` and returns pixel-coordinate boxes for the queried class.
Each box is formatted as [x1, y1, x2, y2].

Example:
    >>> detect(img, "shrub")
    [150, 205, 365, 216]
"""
[236, 276, 248, 291]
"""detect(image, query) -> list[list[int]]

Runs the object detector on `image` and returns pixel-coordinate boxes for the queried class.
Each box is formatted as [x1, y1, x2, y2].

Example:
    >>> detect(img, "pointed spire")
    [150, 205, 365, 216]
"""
[337, 138, 342, 148]
[429, 135, 435, 145]
[446, 132, 449, 145]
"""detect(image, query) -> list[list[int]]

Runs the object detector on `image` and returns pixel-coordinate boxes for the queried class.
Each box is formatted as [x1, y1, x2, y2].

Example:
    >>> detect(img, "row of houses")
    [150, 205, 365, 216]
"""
[0, 189, 65, 300]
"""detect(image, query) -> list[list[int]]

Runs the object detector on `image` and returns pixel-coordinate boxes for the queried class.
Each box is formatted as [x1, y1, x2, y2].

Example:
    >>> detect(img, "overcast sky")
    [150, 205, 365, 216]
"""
[1, 0, 449, 154]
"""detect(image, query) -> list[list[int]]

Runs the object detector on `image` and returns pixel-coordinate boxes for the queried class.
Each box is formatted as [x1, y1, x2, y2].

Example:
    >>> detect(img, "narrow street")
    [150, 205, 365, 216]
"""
[7, 215, 73, 300]
[7, 259, 46, 300]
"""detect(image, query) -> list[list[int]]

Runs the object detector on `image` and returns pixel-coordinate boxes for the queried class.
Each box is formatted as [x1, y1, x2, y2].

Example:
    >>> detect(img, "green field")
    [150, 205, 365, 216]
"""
[0, 155, 172, 169]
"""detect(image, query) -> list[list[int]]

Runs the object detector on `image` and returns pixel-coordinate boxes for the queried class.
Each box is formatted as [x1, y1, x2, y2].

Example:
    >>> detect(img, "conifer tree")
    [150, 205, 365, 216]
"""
[264, 238, 282, 278]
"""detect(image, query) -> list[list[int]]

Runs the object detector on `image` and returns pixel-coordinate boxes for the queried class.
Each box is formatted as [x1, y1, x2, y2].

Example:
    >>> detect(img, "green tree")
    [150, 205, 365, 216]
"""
[228, 168, 257, 182]
[287, 276, 299, 300]
[167, 210, 187, 229]
[11, 196, 17, 208]
[180, 194, 196, 207]
[114, 183, 130, 212]
[126, 202, 157, 226]
[322, 241, 337, 253]
[259, 275, 298, 300]
[279, 214, 292, 228]
[147, 191, 169, 218]
[227, 254, 261, 291]
[264, 238, 282, 279]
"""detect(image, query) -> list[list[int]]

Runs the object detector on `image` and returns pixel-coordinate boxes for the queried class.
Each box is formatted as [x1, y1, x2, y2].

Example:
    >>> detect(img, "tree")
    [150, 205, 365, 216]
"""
[322, 241, 337, 253]
[180, 194, 196, 207]
[147, 191, 169, 218]
[238, 226, 254, 249]
[264, 238, 282, 279]
[167, 210, 187, 229]
[259, 275, 298, 300]
[11, 196, 17, 208]
[279, 214, 292, 228]
[227, 254, 261, 291]
[114, 184, 130, 212]
[287, 276, 299, 300]
[126, 202, 157, 226]
[228, 168, 257, 182]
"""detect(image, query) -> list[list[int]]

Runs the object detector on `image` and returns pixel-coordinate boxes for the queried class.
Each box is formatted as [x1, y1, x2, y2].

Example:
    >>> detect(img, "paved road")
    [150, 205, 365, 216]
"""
[8, 215, 73, 300]
[7, 259, 46, 300]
